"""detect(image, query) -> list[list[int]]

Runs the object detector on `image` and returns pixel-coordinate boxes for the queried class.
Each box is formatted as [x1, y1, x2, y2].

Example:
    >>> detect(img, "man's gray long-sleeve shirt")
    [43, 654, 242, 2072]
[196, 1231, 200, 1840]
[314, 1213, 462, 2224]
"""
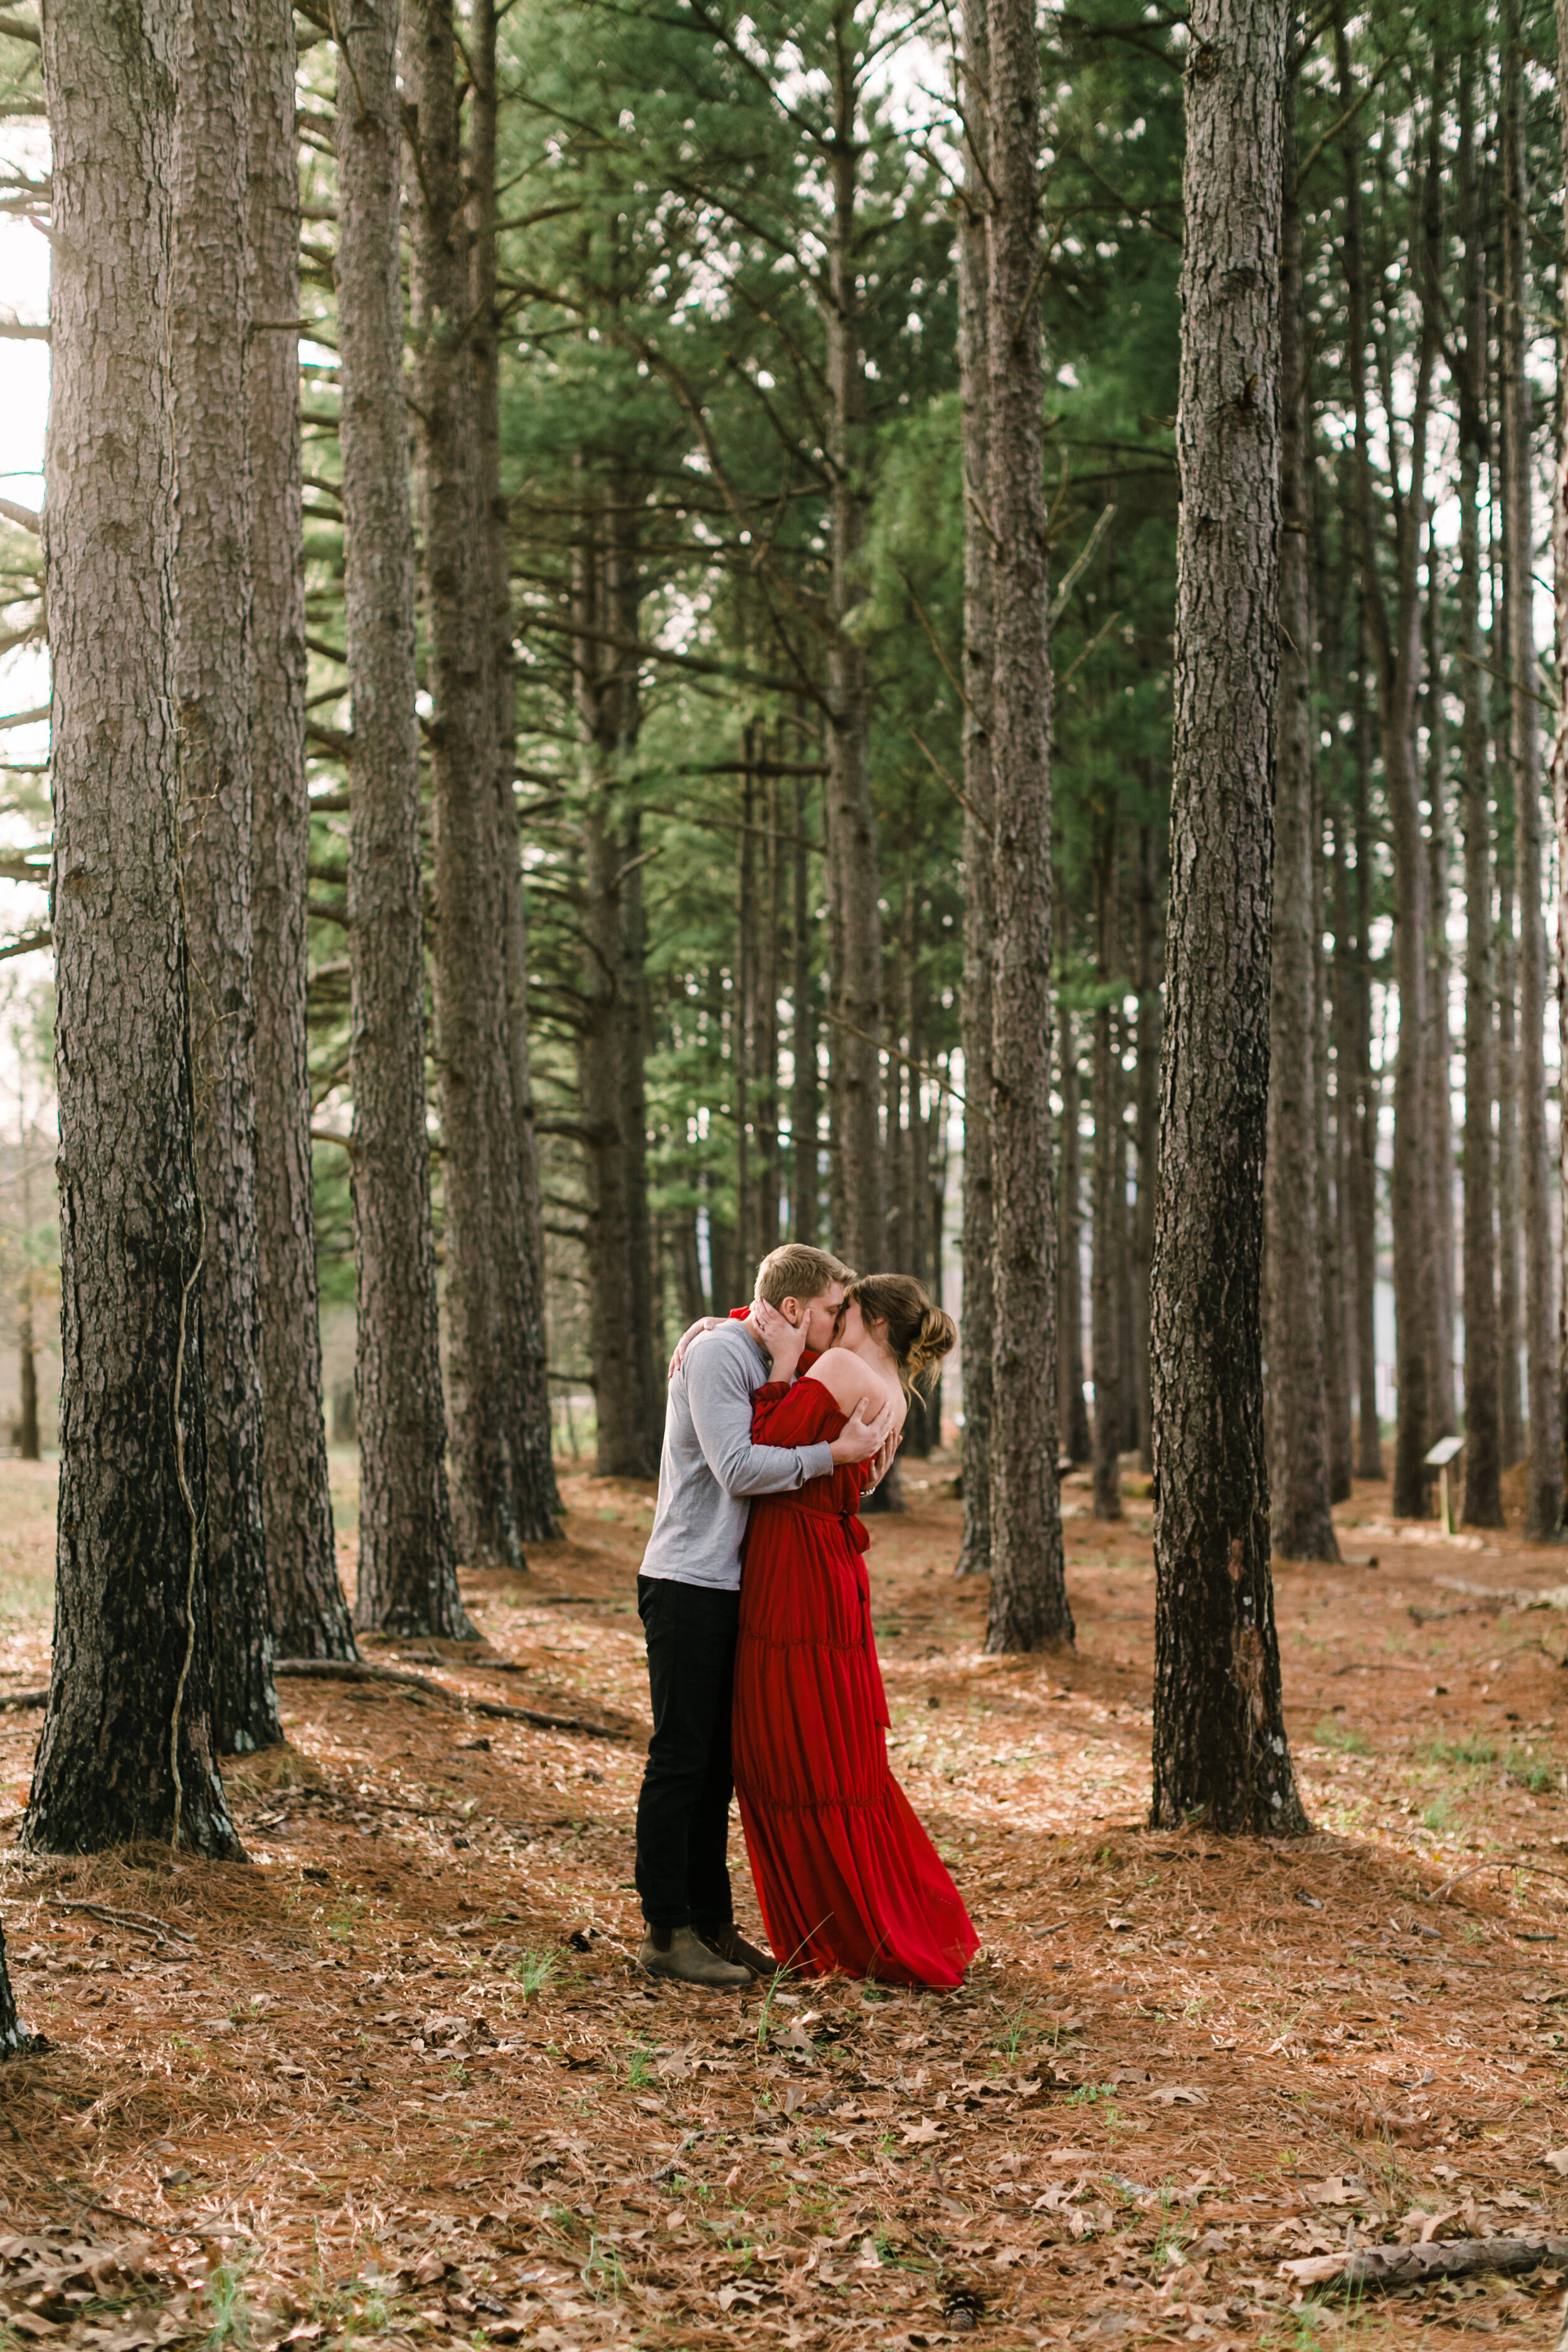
[637, 1316, 835, 1592]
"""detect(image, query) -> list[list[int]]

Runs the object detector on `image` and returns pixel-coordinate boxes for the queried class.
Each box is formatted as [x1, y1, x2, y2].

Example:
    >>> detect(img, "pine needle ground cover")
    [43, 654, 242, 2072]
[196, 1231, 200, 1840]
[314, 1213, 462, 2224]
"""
[0, 1458, 1565, 2351]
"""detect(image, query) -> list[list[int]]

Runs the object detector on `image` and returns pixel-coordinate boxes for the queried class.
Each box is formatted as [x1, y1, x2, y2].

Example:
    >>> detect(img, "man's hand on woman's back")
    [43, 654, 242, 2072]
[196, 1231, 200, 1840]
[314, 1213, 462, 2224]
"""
[829, 1391, 896, 1469]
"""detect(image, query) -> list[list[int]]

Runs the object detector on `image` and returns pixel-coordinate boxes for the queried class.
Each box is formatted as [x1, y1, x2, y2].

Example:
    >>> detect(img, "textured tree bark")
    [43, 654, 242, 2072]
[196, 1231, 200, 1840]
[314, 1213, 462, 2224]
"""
[1149, 0, 1305, 1835]
[984, 0, 1070, 1655]
[955, 0, 994, 1576]
[169, 0, 280, 1754]
[1338, 14, 1438, 1519]
[1500, 11, 1562, 1541]
[1091, 813, 1123, 1523]
[1457, 59, 1503, 1528]
[1496, 820, 1525, 1469]
[1265, 80, 1337, 1564]
[29, 0, 240, 1857]
[1318, 811, 1352, 1504]
[249, 0, 350, 1660]
[406, 0, 525, 1569]
[337, 0, 465, 1636]
[470, 0, 560, 1544]
[1554, 0, 1568, 1524]
[823, 80, 886, 1274]
[0, 1915, 23, 2052]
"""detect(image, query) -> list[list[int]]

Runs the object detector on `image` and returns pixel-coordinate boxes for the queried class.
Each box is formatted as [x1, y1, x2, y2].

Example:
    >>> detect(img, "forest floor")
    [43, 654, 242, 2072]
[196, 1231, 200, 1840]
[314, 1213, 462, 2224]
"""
[1, 1451, 1567, 2352]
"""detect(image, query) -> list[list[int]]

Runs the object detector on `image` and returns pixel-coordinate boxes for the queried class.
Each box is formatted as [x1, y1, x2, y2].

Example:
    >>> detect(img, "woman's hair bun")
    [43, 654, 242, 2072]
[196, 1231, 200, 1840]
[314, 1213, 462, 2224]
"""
[844, 1274, 956, 1396]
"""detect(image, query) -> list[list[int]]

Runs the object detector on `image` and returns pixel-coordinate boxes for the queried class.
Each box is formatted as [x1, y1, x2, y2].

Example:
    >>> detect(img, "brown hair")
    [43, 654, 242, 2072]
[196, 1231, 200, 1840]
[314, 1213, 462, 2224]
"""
[754, 1242, 857, 1308]
[845, 1274, 956, 1396]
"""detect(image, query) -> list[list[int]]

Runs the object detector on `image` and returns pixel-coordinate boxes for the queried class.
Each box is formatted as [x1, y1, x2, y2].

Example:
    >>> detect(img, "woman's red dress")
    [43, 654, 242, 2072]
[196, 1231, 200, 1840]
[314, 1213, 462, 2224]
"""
[731, 1370, 978, 1988]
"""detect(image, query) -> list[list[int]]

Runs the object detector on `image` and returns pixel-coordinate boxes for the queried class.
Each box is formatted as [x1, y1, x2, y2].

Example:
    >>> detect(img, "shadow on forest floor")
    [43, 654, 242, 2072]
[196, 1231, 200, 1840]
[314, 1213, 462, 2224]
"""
[0, 1450, 1564, 2349]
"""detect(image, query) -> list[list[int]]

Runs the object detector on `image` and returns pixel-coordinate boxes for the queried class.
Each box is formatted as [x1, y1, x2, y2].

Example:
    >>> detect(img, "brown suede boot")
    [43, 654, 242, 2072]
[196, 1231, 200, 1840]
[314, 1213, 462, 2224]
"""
[696, 1923, 779, 1979]
[636, 1924, 751, 1989]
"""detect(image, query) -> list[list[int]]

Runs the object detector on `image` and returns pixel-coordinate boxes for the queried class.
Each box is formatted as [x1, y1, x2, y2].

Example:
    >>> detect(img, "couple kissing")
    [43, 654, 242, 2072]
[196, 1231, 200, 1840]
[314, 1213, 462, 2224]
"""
[632, 1243, 978, 1991]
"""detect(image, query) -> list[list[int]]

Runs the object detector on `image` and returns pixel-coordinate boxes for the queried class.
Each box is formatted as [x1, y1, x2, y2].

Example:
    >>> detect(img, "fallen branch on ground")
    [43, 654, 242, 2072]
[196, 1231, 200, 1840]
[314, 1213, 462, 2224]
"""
[273, 1658, 630, 1740]
[45, 1898, 194, 1947]
[0, 1688, 45, 1710]
[1281, 2236, 1568, 2291]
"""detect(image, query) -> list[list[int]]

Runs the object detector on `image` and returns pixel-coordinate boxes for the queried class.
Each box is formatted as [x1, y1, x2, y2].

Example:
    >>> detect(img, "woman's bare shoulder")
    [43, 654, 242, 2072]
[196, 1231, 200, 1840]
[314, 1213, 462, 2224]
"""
[803, 1349, 904, 1423]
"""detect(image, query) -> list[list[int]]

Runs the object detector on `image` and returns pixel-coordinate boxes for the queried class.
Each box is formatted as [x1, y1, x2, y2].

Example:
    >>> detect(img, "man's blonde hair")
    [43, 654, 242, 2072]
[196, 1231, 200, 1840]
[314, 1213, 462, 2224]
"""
[754, 1242, 856, 1307]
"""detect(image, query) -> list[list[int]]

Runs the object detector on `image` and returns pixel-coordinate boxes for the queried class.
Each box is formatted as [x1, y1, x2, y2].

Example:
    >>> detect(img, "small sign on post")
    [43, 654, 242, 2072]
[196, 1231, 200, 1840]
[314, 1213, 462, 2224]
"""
[1424, 1434, 1464, 1537]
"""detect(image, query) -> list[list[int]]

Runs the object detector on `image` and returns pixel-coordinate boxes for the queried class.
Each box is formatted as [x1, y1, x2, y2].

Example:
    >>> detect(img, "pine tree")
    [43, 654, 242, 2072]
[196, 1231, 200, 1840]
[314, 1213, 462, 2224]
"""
[29, 0, 240, 1856]
[1149, 0, 1305, 1834]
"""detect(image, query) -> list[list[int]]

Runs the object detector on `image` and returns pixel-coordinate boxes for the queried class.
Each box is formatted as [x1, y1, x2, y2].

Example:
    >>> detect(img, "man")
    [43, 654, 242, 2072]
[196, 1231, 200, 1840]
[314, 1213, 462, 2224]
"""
[634, 1242, 896, 1988]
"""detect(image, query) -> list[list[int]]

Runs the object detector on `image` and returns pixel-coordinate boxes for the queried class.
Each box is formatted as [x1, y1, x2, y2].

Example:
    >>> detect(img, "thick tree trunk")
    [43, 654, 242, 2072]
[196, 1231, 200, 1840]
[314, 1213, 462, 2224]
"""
[984, 0, 1070, 1654]
[1150, 0, 1305, 1835]
[337, 0, 465, 1635]
[955, 0, 995, 1575]
[1496, 825, 1525, 1468]
[1501, 13, 1562, 1540]
[470, 0, 560, 1543]
[29, 0, 240, 1857]
[171, 0, 280, 1755]
[1457, 61, 1503, 1527]
[1091, 813, 1122, 1522]
[1266, 80, 1337, 1564]
[824, 99, 885, 1273]
[1554, 0, 1568, 1524]
[407, 0, 521, 1571]
[249, 0, 350, 1660]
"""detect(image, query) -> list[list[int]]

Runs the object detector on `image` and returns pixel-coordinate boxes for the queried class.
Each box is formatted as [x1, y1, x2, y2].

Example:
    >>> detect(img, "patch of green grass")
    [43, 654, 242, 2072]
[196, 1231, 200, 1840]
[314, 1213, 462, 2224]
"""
[507, 1949, 558, 1994]
[994, 2001, 1031, 2062]
[626, 2045, 655, 2090]
[203, 2259, 254, 2350]
[1423, 1735, 1498, 1769]
[1505, 1745, 1558, 1794]
[1311, 1719, 1369, 1754]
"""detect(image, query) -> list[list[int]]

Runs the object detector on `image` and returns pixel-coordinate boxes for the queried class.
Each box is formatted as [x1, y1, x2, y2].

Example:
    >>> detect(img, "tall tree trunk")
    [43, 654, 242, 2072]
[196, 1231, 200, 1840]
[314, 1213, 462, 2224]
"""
[1553, 0, 1568, 1525]
[1458, 51, 1503, 1526]
[407, 0, 522, 1569]
[955, 0, 995, 1576]
[791, 770, 818, 1241]
[1091, 812, 1122, 1522]
[470, 0, 561, 1543]
[1501, 10, 1562, 1540]
[250, 0, 351, 1660]
[16, 1120, 40, 1462]
[1319, 809, 1353, 1502]
[1347, 590, 1382, 1478]
[1339, 13, 1439, 1519]
[1150, 0, 1305, 1835]
[736, 751, 756, 1275]
[1496, 815, 1525, 1468]
[1056, 980, 1092, 1467]
[337, 0, 465, 1636]
[1132, 821, 1160, 1473]
[1425, 576, 1458, 1436]
[171, 0, 280, 1753]
[574, 510, 660, 1477]
[1266, 66, 1337, 1562]
[984, 0, 1071, 1653]
[29, 0, 240, 1857]
[824, 75, 885, 1273]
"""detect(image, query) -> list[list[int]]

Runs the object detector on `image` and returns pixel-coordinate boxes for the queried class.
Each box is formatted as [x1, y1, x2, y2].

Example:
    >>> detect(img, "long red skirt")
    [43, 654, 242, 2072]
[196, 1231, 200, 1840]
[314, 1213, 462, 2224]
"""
[731, 1375, 978, 1988]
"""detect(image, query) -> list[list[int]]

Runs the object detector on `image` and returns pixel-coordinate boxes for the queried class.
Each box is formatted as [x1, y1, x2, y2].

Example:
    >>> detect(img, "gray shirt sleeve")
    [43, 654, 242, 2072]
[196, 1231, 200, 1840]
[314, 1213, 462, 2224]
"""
[684, 1335, 835, 1498]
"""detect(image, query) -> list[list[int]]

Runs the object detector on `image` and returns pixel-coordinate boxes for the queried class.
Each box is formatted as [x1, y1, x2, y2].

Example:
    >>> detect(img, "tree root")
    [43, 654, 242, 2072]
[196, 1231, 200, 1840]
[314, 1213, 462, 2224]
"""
[273, 1658, 630, 1740]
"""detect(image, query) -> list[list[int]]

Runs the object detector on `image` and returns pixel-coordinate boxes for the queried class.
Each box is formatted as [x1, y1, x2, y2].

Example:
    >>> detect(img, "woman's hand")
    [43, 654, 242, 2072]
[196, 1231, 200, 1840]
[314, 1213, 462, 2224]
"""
[750, 1296, 808, 1383]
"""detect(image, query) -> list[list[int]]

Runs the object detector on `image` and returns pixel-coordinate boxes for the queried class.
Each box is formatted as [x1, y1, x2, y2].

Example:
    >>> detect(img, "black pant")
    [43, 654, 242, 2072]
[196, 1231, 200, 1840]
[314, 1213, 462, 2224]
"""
[635, 1576, 738, 1932]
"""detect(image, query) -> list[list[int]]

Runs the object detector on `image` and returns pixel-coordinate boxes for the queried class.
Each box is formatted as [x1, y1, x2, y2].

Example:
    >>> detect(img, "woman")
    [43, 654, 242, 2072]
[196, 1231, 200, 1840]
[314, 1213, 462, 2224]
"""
[731, 1274, 978, 1986]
